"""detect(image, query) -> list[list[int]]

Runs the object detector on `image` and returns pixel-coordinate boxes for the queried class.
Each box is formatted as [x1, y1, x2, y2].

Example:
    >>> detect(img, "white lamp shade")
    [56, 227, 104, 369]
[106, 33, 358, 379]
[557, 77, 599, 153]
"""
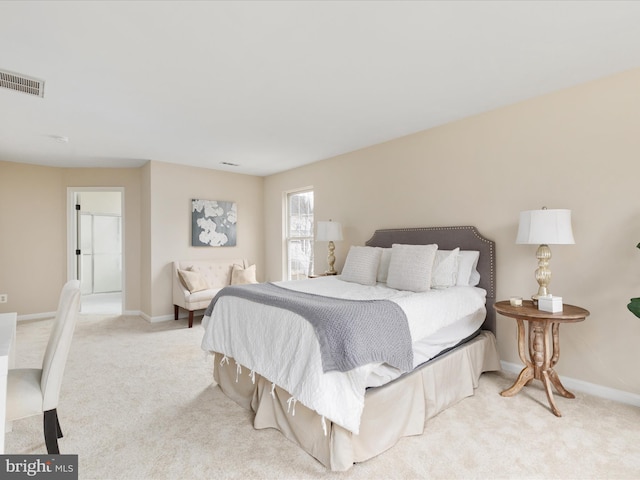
[516, 209, 575, 245]
[316, 221, 343, 241]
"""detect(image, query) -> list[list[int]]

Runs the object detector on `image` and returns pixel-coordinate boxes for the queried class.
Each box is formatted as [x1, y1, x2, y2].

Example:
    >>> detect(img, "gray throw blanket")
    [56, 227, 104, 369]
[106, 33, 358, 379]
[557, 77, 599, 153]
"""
[205, 282, 414, 374]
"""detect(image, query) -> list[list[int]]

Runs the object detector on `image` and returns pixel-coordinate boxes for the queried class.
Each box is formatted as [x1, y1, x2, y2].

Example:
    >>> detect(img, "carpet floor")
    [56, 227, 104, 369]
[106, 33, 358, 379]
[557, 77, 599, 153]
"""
[5, 314, 640, 479]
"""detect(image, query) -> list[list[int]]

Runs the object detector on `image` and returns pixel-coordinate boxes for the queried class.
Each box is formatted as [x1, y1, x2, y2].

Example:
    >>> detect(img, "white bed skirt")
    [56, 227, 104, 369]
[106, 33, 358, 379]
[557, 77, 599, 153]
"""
[212, 330, 500, 471]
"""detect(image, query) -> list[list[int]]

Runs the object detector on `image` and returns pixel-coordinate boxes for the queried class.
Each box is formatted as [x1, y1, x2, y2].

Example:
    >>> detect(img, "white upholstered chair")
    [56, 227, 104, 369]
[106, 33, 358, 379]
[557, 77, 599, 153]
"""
[6, 280, 81, 454]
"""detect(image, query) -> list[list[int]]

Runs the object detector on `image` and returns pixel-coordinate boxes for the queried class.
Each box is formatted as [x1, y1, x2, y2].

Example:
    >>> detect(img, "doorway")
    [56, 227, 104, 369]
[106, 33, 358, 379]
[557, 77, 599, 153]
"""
[67, 188, 124, 314]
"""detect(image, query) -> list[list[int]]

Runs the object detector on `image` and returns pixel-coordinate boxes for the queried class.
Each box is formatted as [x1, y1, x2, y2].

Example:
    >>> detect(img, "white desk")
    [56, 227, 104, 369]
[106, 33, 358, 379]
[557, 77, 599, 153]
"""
[0, 312, 17, 454]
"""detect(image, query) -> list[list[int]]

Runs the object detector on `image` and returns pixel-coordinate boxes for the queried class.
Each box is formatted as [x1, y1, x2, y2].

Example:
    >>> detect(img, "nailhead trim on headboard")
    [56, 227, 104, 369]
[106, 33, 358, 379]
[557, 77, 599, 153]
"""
[365, 226, 496, 334]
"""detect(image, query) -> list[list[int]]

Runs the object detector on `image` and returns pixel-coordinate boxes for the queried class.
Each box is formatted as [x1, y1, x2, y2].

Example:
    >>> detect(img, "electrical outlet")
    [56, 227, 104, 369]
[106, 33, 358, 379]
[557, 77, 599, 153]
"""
[0, 294, 7, 303]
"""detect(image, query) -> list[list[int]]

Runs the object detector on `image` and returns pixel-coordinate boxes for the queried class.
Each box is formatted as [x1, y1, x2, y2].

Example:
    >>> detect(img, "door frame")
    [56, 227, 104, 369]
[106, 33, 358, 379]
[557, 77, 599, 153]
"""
[67, 187, 125, 313]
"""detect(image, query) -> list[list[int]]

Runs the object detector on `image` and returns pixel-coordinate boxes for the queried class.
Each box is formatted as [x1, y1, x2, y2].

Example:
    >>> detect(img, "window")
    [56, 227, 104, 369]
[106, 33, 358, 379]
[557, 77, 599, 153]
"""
[285, 188, 314, 280]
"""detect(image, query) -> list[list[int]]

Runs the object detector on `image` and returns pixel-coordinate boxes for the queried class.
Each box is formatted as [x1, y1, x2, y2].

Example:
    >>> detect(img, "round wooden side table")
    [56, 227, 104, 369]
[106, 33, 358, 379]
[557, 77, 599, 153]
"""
[494, 300, 590, 417]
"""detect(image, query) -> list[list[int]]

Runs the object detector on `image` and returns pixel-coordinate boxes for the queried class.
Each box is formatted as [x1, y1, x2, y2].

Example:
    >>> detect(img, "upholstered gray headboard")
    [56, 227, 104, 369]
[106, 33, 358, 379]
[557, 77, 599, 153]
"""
[365, 226, 496, 334]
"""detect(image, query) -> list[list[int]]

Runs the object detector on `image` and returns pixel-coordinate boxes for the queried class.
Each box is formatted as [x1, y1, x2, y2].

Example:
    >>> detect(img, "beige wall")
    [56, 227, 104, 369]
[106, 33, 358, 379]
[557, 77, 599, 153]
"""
[264, 67, 640, 395]
[0, 162, 142, 315]
[147, 161, 264, 318]
[0, 160, 265, 320]
[0, 162, 67, 314]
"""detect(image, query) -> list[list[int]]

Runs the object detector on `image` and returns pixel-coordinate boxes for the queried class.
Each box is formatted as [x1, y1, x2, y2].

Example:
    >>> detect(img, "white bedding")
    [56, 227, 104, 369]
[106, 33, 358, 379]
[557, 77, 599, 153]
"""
[201, 276, 486, 434]
[365, 307, 485, 387]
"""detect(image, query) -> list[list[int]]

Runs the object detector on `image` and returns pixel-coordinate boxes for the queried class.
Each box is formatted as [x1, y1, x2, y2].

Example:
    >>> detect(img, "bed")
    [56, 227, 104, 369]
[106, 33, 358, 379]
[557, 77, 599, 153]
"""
[201, 226, 500, 471]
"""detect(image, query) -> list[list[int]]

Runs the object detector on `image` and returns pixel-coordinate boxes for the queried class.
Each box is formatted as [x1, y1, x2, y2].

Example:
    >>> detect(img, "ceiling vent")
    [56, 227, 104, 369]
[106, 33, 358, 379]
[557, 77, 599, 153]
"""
[0, 69, 45, 97]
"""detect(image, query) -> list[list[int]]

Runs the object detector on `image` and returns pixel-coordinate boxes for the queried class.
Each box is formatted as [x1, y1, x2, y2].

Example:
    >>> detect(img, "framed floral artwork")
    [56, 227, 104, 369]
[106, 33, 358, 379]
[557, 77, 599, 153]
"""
[191, 199, 237, 247]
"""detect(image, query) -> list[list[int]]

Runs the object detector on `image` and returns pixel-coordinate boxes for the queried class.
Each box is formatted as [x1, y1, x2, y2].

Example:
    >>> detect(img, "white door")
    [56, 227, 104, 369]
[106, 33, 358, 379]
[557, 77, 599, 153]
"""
[79, 213, 122, 294]
[92, 215, 122, 293]
[80, 213, 93, 295]
[69, 188, 124, 315]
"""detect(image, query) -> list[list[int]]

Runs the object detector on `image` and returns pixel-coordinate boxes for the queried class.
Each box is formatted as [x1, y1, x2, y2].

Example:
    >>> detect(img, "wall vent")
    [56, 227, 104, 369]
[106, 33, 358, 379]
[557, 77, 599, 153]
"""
[0, 69, 45, 97]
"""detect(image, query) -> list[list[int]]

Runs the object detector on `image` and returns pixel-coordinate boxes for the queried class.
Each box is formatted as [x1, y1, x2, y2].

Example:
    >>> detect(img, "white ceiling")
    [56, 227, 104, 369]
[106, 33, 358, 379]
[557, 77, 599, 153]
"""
[1, 1, 640, 177]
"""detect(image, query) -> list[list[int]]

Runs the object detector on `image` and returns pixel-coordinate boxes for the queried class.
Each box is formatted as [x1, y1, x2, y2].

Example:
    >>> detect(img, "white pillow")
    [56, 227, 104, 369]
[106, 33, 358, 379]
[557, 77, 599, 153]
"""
[177, 269, 209, 293]
[431, 248, 460, 289]
[456, 250, 481, 286]
[376, 248, 392, 283]
[231, 264, 258, 285]
[469, 268, 481, 286]
[340, 246, 382, 286]
[386, 243, 438, 292]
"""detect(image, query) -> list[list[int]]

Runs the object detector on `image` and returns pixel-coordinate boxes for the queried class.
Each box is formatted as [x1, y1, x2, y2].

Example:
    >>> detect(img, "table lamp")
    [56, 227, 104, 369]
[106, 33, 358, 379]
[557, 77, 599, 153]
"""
[516, 207, 575, 303]
[316, 220, 343, 275]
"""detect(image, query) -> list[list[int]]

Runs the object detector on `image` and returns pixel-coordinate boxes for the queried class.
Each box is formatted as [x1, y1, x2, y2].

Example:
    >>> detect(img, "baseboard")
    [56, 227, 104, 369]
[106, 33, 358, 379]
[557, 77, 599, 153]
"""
[140, 312, 179, 323]
[18, 309, 183, 323]
[17, 311, 56, 321]
[20, 310, 144, 320]
[500, 361, 640, 408]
